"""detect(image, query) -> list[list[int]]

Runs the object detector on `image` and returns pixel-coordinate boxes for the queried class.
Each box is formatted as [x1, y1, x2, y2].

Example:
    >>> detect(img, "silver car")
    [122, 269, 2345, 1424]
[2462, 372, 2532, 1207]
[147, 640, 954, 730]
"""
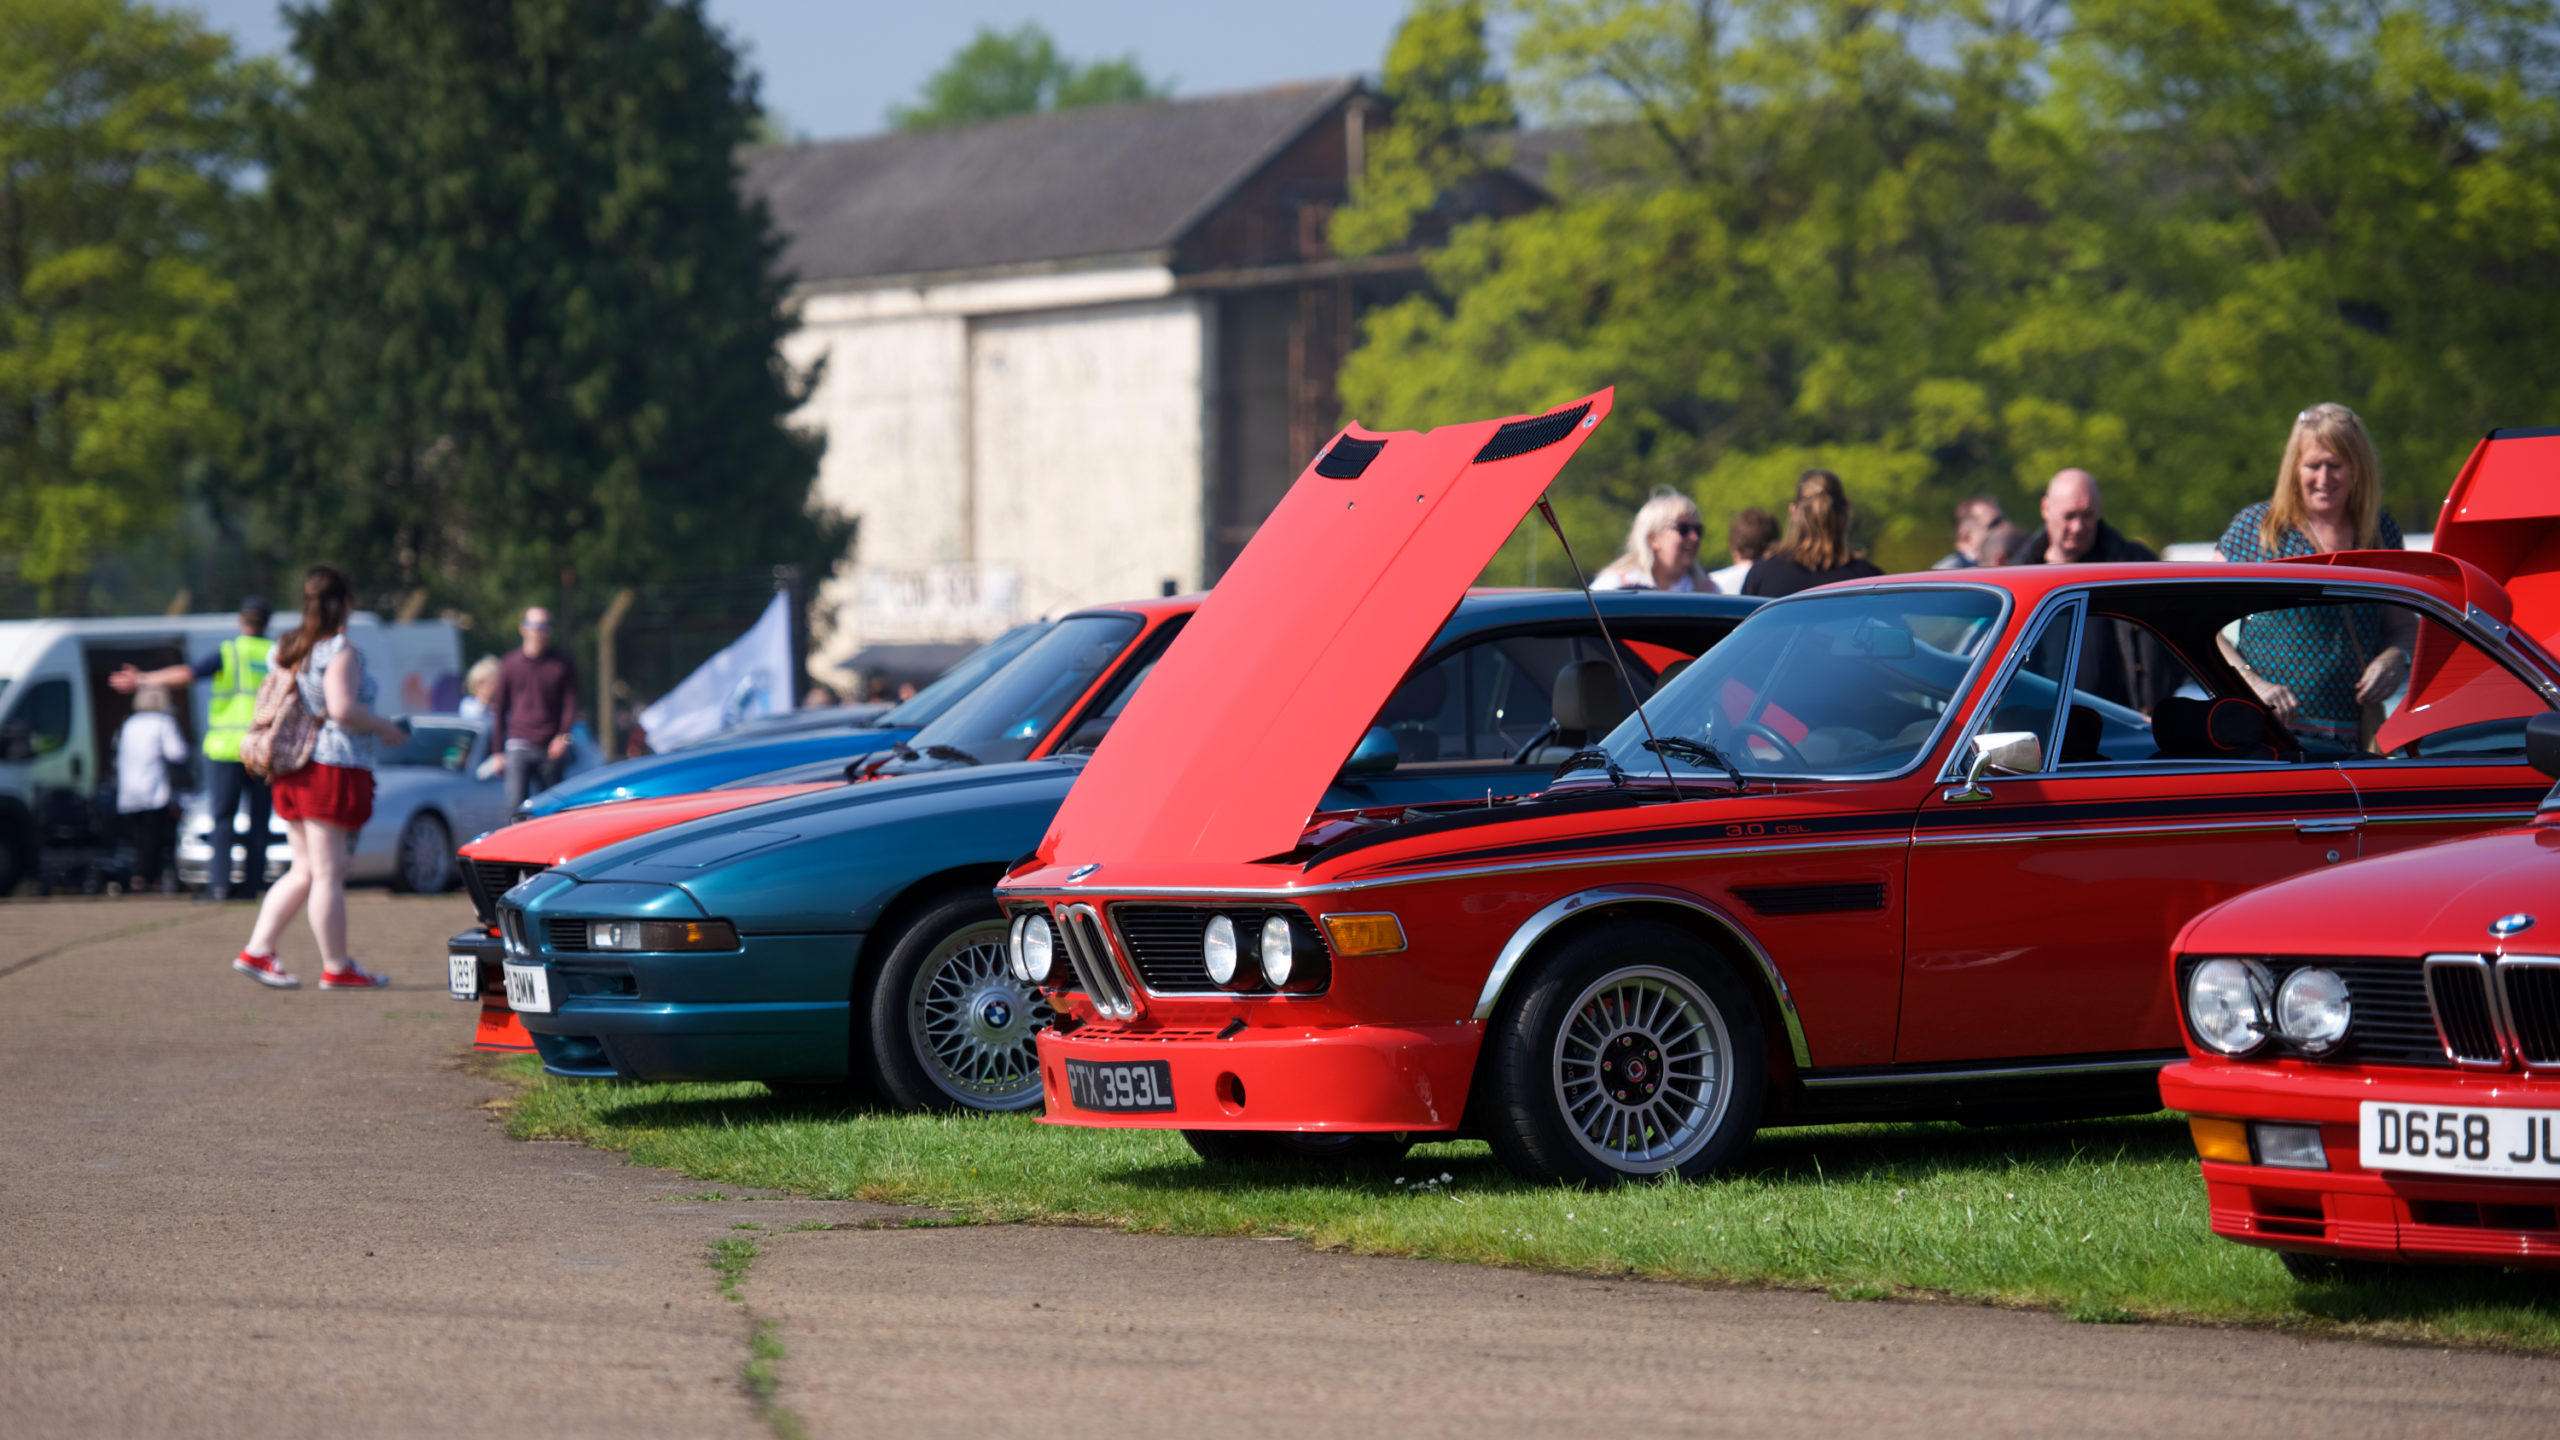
[177, 714, 598, 892]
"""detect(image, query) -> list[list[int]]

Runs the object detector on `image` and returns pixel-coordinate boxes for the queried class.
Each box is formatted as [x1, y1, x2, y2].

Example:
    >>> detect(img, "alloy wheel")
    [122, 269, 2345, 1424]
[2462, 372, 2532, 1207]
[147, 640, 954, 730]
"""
[905, 919, 1051, 1108]
[1549, 964, 1731, 1174]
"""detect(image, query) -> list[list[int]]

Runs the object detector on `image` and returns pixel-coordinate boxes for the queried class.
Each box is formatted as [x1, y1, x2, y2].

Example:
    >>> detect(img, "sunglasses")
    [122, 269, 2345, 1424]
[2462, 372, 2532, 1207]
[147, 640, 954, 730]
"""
[1671, 522, 1704, 538]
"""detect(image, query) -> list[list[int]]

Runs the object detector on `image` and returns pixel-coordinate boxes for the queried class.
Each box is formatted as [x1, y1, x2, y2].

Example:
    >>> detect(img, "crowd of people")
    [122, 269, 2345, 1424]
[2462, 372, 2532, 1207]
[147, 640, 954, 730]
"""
[1597, 402, 2409, 745]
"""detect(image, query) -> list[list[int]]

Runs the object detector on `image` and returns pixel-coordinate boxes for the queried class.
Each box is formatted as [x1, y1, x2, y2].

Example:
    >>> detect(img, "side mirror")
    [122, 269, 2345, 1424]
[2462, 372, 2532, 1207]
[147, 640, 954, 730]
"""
[1944, 730, 2042, 803]
[2527, 712, 2560, 780]
[1341, 726, 1399, 778]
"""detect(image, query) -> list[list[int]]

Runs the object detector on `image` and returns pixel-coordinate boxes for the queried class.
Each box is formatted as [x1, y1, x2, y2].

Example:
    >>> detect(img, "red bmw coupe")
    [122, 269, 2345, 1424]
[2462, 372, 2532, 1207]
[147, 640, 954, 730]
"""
[2159, 429, 2560, 1271]
[998, 392, 2560, 1184]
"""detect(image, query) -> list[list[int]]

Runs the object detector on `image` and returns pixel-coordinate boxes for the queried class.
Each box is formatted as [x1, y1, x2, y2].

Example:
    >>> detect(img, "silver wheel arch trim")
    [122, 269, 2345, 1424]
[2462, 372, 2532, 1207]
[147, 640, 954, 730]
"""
[1472, 884, 1812, 1069]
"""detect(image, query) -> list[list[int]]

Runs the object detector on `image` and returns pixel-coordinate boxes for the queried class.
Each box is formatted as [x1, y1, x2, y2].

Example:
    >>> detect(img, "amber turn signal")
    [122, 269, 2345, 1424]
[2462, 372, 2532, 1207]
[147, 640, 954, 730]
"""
[2188, 1116, 2251, 1164]
[1321, 912, 1406, 955]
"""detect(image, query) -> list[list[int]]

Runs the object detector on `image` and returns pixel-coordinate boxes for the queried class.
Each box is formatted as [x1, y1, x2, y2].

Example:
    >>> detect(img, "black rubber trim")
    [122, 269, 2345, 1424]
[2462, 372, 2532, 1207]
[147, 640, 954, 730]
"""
[1315, 435, 1386, 478]
[1733, 882, 1887, 917]
[1472, 403, 1592, 464]
[2487, 427, 2560, 440]
[1307, 787, 1645, 869]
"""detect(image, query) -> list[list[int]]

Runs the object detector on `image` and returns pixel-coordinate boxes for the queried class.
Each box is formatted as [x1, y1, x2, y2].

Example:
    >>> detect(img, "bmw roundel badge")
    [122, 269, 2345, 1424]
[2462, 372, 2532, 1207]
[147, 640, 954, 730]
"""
[2489, 913, 2537, 938]
[1067, 863, 1099, 882]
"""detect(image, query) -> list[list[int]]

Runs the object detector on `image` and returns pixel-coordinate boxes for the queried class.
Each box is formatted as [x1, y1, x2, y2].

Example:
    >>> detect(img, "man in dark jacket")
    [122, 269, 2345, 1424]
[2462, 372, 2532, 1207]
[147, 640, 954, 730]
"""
[492, 607, 580, 816]
[2006, 470, 2180, 723]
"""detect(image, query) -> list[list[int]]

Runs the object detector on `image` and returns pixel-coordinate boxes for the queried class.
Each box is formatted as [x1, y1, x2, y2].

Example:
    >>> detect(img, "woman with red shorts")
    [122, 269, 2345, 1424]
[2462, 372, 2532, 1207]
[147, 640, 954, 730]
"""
[233, 566, 409, 990]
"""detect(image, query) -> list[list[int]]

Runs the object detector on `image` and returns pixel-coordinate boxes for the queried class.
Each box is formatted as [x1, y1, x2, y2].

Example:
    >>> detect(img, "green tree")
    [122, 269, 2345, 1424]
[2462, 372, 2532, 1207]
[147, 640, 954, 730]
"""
[1341, 0, 2560, 575]
[890, 23, 1168, 131]
[237, 0, 837, 626]
[0, 0, 256, 611]
[1332, 0, 1518, 257]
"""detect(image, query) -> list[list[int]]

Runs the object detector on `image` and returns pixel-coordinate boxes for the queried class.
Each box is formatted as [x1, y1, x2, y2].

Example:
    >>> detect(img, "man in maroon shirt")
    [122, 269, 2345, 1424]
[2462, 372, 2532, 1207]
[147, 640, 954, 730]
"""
[491, 607, 580, 817]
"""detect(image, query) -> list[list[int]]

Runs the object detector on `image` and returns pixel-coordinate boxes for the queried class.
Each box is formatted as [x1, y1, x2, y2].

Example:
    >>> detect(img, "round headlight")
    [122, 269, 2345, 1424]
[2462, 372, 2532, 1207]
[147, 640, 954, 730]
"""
[2276, 967, 2350, 1052]
[1017, 914, 1054, 985]
[2187, 958, 2272, 1056]
[1261, 915, 1295, 987]
[1203, 915, 1238, 985]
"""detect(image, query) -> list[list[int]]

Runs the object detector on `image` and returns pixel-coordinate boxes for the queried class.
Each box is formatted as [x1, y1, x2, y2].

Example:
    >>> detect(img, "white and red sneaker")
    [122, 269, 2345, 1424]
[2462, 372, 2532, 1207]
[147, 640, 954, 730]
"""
[233, 951, 299, 989]
[318, 963, 389, 990]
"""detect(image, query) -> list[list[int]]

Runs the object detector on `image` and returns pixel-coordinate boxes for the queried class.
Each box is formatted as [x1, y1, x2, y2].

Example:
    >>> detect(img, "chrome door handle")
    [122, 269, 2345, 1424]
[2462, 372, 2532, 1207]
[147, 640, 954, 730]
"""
[2294, 818, 2362, 835]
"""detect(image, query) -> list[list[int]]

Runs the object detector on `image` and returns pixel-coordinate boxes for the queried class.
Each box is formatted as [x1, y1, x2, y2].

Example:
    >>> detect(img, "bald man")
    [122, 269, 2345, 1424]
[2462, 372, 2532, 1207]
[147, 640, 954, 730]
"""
[2005, 469, 2174, 721]
[2006, 468, 2157, 566]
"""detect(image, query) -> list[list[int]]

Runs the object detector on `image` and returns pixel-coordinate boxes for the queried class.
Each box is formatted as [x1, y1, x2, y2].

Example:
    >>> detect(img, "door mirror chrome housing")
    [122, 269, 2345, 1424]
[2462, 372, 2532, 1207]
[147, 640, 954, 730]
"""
[1342, 725, 1400, 778]
[1944, 730, 2043, 803]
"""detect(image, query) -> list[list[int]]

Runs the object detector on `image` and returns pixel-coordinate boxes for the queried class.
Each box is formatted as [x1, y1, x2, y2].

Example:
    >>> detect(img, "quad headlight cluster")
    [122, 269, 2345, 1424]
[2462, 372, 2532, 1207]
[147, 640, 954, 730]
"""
[1199, 911, 1329, 993]
[2185, 958, 2351, 1057]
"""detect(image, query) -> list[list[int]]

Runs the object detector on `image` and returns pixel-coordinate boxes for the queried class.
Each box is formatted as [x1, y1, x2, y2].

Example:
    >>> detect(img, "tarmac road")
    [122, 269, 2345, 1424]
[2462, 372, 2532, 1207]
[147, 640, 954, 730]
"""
[3, 894, 2557, 1439]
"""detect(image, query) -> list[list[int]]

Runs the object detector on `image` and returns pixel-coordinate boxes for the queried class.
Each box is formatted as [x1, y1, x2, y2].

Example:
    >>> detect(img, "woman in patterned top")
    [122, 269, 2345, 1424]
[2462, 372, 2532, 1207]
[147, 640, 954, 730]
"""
[232, 565, 411, 990]
[2214, 403, 2414, 753]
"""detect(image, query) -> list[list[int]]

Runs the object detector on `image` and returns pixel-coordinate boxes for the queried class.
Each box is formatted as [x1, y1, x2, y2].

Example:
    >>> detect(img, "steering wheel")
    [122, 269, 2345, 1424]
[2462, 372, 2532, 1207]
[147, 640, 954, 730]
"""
[1732, 720, 1806, 770]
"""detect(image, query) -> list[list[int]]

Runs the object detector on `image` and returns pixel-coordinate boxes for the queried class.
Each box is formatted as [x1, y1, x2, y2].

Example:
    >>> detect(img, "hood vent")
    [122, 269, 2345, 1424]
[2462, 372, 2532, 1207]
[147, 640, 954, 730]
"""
[1473, 403, 1592, 463]
[1314, 435, 1384, 478]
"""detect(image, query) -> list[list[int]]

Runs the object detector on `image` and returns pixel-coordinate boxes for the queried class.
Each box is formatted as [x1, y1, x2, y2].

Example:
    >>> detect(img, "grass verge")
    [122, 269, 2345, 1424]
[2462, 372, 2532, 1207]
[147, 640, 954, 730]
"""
[501, 1059, 2560, 1351]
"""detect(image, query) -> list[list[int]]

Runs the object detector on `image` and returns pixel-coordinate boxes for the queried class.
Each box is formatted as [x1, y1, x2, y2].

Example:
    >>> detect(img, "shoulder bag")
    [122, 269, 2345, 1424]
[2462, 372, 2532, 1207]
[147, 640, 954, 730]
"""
[240, 660, 320, 781]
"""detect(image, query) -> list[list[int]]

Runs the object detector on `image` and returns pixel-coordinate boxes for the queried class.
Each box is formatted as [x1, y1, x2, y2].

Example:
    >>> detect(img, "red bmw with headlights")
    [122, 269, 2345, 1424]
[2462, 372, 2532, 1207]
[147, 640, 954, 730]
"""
[997, 396, 2560, 1186]
[2160, 432, 2560, 1272]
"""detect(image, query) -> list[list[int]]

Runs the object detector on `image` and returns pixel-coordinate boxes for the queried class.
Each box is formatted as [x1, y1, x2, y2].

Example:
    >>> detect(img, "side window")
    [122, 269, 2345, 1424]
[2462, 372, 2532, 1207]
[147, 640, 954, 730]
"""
[1974, 606, 2076, 771]
[1373, 634, 1649, 767]
[2223, 598, 2546, 760]
[11, 679, 73, 756]
[2058, 617, 2211, 764]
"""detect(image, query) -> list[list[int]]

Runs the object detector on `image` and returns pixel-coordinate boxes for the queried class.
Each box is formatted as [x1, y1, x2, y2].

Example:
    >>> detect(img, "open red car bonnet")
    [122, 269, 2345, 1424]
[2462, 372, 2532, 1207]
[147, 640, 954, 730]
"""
[1035, 389, 1614, 869]
[2434, 429, 2560, 656]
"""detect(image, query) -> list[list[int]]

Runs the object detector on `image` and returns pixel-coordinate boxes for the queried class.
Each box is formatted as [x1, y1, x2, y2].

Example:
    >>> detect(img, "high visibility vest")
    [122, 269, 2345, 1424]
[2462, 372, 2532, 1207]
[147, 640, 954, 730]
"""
[202, 635, 272, 763]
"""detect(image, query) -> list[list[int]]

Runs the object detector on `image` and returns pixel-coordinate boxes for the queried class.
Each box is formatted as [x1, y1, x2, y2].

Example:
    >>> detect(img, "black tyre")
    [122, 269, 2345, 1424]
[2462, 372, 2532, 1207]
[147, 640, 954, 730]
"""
[391, 812, 454, 893]
[1481, 917, 1767, 1186]
[865, 892, 1051, 1113]
[1182, 1130, 1416, 1165]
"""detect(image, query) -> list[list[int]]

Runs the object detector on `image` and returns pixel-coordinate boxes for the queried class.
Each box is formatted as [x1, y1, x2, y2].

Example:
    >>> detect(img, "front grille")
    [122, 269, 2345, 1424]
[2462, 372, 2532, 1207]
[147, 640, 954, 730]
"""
[1054, 904, 1136, 1019]
[2323, 958, 2440, 1067]
[1113, 905, 1333, 994]
[2427, 958, 2505, 1065]
[463, 860, 539, 925]
[2499, 961, 2560, 1067]
[545, 918, 592, 953]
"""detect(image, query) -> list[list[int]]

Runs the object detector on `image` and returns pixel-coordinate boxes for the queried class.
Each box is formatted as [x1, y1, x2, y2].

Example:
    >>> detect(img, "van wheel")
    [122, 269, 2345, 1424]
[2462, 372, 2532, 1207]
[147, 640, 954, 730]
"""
[1481, 918, 1766, 1186]
[392, 812, 453, 892]
[1182, 1131, 1415, 1165]
[866, 893, 1051, 1113]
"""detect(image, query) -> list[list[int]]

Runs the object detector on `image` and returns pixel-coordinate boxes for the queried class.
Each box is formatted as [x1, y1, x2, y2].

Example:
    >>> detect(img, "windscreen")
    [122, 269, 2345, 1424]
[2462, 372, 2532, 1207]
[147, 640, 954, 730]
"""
[876, 622, 1053, 729]
[1580, 588, 2004, 782]
[896, 613, 1145, 766]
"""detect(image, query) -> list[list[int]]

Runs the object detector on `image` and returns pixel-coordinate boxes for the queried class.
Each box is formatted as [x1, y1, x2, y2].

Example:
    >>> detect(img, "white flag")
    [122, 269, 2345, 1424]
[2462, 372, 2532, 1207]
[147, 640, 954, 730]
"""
[637, 592, 795, 749]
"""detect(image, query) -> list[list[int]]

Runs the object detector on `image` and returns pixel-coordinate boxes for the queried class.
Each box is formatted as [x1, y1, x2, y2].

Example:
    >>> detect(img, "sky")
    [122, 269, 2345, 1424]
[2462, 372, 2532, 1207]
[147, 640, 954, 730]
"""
[177, 1, 1407, 141]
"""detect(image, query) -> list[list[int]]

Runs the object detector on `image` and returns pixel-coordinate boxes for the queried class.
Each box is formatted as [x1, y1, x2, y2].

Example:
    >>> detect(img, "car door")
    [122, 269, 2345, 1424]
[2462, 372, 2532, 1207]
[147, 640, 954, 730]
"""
[2321, 598, 2556, 857]
[1898, 587, 2359, 1064]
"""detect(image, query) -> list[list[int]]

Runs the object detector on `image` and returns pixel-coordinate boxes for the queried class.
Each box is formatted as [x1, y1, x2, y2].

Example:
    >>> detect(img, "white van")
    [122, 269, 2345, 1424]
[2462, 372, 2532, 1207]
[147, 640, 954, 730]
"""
[0, 613, 461, 894]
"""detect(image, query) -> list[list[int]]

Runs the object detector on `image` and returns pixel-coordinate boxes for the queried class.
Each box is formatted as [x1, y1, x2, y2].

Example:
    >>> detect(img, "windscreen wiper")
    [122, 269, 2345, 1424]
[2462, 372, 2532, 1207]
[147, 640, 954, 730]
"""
[924, 744, 981, 766]
[1552, 747, 1627, 787]
[887, 739, 921, 762]
[1643, 735, 1747, 792]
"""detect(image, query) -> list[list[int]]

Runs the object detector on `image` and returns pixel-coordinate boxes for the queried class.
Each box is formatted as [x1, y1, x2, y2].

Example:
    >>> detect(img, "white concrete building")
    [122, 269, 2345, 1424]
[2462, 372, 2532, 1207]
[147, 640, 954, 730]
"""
[742, 81, 1545, 681]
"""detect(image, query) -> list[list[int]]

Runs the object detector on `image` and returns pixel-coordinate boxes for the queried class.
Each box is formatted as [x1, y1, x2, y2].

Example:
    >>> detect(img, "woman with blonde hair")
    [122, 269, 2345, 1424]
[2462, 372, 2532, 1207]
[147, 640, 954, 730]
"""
[232, 564, 410, 989]
[2214, 403, 2411, 752]
[1590, 486, 1715, 592]
[1742, 469, 1885, 597]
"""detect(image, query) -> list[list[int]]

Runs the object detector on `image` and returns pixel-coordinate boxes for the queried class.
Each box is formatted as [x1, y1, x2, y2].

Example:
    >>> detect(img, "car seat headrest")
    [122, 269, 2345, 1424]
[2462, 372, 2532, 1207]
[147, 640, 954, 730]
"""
[2062, 704, 2105, 764]
[2152, 695, 2275, 760]
[1553, 659, 1626, 735]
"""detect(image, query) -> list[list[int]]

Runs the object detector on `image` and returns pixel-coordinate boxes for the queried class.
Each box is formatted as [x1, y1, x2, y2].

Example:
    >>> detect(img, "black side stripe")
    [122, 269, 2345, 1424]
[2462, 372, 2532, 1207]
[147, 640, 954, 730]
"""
[2345, 783, 2549, 812]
